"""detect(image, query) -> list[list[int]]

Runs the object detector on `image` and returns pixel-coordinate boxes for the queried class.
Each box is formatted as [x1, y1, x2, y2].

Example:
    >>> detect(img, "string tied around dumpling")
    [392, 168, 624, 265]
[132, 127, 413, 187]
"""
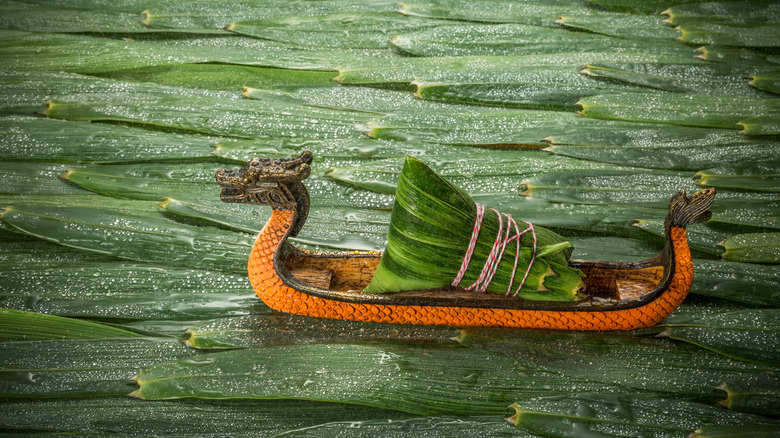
[451, 203, 538, 296]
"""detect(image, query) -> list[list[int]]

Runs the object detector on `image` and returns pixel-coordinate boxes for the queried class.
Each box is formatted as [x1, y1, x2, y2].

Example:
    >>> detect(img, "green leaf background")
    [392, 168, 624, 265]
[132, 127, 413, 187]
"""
[0, 0, 778, 436]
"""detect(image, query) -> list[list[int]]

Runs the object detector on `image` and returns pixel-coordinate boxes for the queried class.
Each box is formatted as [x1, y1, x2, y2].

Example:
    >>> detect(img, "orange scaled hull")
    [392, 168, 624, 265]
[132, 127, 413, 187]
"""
[248, 210, 693, 331]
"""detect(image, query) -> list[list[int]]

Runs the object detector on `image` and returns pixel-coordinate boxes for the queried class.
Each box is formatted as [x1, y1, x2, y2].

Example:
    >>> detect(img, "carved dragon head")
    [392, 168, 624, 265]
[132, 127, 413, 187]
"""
[215, 150, 313, 209]
[666, 187, 716, 228]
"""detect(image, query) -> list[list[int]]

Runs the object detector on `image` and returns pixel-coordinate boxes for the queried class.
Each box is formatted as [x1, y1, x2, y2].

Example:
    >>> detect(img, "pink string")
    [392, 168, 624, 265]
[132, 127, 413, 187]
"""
[452, 203, 484, 287]
[451, 203, 538, 296]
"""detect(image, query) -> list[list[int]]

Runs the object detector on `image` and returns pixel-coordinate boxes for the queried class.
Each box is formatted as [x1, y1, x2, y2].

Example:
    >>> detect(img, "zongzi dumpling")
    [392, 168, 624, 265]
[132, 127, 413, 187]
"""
[362, 156, 585, 301]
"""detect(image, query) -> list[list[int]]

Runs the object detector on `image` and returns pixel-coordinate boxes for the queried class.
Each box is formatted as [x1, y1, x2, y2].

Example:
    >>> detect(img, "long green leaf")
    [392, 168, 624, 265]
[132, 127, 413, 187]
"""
[97, 64, 337, 90]
[0, 69, 127, 116]
[543, 117, 770, 147]
[398, 0, 610, 25]
[228, 12, 440, 49]
[631, 215, 779, 255]
[324, 151, 626, 194]
[0, 162, 87, 195]
[412, 68, 649, 110]
[569, 235, 664, 261]
[391, 22, 692, 57]
[508, 395, 777, 436]
[520, 169, 778, 207]
[0, 259, 256, 320]
[336, 52, 696, 86]
[0, 235, 109, 265]
[136, 0, 400, 30]
[62, 163, 222, 202]
[212, 137, 463, 163]
[556, 14, 681, 41]
[185, 314, 458, 349]
[677, 22, 780, 47]
[663, 1, 780, 26]
[0, 337, 195, 397]
[459, 330, 779, 414]
[689, 260, 780, 306]
[750, 71, 780, 94]
[0, 30, 393, 73]
[242, 86, 453, 115]
[695, 45, 780, 67]
[133, 343, 641, 414]
[43, 91, 370, 139]
[690, 424, 780, 438]
[738, 115, 780, 135]
[1, 203, 253, 273]
[0, 115, 221, 163]
[581, 63, 766, 96]
[695, 162, 780, 192]
[0, 0, 150, 33]
[720, 232, 780, 263]
[273, 416, 515, 437]
[367, 109, 646, 146]
[660, 309, 780, 365]
[587, 0, 722, 15]
[545, 141, 780, 171]
[718, 381, 780, 416]
[578, 92, 780, 129]
[543, 121, 780, 170]
[0, 71, 366, 140]
[662, 299, 759, 326]
[0, 309, 142, 341]
[0, 397, 407, 437]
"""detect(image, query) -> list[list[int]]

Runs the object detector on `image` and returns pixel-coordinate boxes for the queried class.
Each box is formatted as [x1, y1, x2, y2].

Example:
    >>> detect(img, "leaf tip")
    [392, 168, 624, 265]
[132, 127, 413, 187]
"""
[518, 180, 532, 197]
[127, 390, 142, 399]
[673, 27, 685, 42]
[59, 168, 73, 181]
[715, 382, 733, 408]
[505, 402, 521, 426]
[139, 9, 151, 27]
[365, 121, 378, 138]
[241, 87, 255, 98]
[410, 80, 423, 99]
[388, 35, 405, 49]
[1, 205, 13, 219]
[158, 197, 172, 209]
[38, 102, 54, 118]
[225, 23, 235, 32]
[451, 329, 468, 344]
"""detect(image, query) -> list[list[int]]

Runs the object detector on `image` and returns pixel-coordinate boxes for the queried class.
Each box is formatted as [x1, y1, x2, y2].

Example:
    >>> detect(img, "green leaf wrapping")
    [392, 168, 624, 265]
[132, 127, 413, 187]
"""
[363, 157, 584, 300]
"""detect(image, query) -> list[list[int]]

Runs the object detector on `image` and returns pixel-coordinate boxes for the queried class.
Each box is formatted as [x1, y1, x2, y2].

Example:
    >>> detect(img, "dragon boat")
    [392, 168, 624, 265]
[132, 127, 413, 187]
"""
[215, 151, 716, 331]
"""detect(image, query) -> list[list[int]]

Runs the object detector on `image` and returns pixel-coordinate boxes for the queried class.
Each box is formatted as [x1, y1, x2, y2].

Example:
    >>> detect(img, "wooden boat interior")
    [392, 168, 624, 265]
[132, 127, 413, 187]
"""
[282, 246, 665, 307]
